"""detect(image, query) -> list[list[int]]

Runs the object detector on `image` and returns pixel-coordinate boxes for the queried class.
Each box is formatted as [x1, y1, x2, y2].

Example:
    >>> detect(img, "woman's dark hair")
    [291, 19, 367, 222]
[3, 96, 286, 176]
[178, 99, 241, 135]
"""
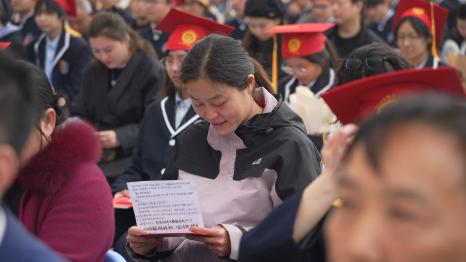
[336, 43, 413, 85]
[302, 41, 339, 73]
[88, 12, 156, 58]
[16, 61, 66, 126]
[343, 94, 466, 179]
[448, 4, 466, 45]
[34, 0, 65, 18]
[395, 16, 432, 49]
[182, 34, 273, 91]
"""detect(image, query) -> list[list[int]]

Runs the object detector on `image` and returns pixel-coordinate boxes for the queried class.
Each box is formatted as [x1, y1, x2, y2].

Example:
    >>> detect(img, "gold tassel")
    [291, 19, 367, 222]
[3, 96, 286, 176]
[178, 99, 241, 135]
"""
[430, 0, 440, 60]
[272, 35, 278, 94]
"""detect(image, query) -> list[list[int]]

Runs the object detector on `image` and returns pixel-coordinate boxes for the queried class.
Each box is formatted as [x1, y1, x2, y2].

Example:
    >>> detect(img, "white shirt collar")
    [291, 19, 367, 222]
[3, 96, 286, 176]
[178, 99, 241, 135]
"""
[0, 206, 7, 246]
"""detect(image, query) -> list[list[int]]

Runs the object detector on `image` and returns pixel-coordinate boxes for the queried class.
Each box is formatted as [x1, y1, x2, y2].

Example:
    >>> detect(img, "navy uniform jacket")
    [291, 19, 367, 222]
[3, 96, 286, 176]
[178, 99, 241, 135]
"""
[226, 17, 248, 40]
[239, 192, 326, 262]
[421, 54, 447, 69]
[0, 26, 25, 58]
[278, 69, 336, 150]
[0, 205, 67, 262]
[137, 23, 169, 59]
[326, 26, 384, 58]
[111, 95, 198, 192]
[368, 10, 395, 46]
[13, 12, 41, 47]
[72, 51, 165, 180]
[28, 29, 92, 103]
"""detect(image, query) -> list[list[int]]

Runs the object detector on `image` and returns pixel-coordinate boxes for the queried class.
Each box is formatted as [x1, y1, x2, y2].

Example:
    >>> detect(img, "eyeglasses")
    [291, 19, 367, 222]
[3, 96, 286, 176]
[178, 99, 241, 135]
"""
[344, 56, 388, 72]
[396, 34, 422, 43]
[281, 63, 310, 76]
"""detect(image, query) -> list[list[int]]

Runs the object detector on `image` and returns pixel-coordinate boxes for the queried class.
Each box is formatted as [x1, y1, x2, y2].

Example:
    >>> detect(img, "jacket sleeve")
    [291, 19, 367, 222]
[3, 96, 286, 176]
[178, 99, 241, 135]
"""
[273, 133, 322, 200]
[34, 163, 114, 262]
[111, 102, 163, 192]
[69, 39, 92, 101]
[71, 64, 92, 118]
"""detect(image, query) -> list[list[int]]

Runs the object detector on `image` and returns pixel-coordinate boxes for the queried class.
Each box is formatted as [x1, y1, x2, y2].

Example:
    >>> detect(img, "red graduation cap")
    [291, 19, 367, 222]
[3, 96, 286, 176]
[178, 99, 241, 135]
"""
[392, 0, 448, 50]
[321, 67, 466, 125]
[156, 8, 234, 51]
[267, 23, 334, 58]
[56, 0, 77, 17]
[0, 42, 11, 50]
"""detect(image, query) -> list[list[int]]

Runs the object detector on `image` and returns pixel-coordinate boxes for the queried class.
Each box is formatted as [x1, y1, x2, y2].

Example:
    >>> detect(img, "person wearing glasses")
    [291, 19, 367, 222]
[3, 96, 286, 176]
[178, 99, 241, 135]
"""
[72, 12, 165, 182]
[393, 0, 448, 69]
[12, 61, 114, 262]
[110, 8, 233, 258]
[268, 23, 338, 150]
[243, 0, 286, 79]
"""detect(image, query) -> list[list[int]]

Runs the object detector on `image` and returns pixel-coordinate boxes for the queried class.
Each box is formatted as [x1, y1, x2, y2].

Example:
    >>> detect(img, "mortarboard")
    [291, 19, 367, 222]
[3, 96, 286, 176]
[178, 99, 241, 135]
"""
[156, 8, 233, 51]
[321, 67, 466, 125]
[267, 23, 334, 58]
[392, 0, 448, 53]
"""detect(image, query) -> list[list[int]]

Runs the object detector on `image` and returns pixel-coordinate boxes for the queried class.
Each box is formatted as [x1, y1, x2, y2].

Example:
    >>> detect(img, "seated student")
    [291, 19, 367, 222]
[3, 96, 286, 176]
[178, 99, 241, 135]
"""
[268, 23, 337, 150]
[0, 0, 25, 58]
[126, 34, 322, 262]
[16, 61, 114, 262]
[10, 0, 41, 46]
[72, 12, 165, 182]
[238, 63, 464, 262]
[27, 0, 92, 104]
[365, 0, 395, 46]
[326, 94, 466, 261]
[441, 4, 466, 61]
[0, 52, 65, 262]
[110, 7, 233, 255]
[393, 0, 449, 69]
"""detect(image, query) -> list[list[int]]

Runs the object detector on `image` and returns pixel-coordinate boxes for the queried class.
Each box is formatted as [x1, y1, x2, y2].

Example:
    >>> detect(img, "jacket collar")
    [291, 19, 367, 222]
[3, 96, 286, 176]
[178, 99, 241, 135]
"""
[18, 119, 101, 195]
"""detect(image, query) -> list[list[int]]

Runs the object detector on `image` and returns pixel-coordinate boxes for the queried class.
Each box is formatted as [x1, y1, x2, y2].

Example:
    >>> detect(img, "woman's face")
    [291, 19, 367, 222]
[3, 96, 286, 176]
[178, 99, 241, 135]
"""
[456, 18, 466, 40]
[89, 35, 131, 69]
[19, 109, 56, 167]
[325, 124, 466, 262]
[164, 50, 187, 89]
[284, 57, 323, 86]
[246, 17, 280, 41]
[396, 21, 430, 65]
[186, 76, 257, 135]
[35, 11, 62, 37]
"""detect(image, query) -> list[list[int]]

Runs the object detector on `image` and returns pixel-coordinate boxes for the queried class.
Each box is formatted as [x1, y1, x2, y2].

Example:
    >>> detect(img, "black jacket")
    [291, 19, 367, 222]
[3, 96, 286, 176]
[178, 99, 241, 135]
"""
[28, 30, 92, 103]
[136, 23, 169, 59]
[164, 97, 321, 200]
[72, 51, 165, 179]
[326, 25, 384, 58]
[111, 95, 198, 193]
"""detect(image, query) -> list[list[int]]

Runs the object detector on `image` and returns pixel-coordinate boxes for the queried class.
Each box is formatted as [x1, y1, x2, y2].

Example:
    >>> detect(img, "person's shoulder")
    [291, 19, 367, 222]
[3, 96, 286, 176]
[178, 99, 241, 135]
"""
[0, 207, 65, 261]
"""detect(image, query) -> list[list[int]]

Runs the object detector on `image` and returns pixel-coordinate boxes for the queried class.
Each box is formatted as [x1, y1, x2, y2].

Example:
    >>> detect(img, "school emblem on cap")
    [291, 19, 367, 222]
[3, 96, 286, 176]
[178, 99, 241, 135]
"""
[411, 7, 425, 16]
[376, 94, 398, 113]
[288, 38, 301, 54]
[181, 30, 198, 46]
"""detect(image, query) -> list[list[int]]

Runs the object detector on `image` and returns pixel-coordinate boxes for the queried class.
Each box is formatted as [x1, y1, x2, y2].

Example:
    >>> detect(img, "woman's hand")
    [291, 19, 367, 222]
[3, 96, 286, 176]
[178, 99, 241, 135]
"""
[97, 130, 119, 149]
[321, 124, 358, 177]
[127, 226, 162, 255]
[114, 189, 130, 199]
[187, 226, 231, 258]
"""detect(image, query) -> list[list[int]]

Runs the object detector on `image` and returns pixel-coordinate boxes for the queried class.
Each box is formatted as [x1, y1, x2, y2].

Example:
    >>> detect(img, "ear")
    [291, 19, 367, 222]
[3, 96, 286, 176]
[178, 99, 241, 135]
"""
[39, 108, 57, 138]
[0, 144, 19, 199]
[245, 74, 256, 94]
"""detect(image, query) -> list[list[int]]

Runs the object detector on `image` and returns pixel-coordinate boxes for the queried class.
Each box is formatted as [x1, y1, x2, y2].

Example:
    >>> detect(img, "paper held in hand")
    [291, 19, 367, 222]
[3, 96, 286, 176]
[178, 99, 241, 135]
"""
[128, 180, 204, 236]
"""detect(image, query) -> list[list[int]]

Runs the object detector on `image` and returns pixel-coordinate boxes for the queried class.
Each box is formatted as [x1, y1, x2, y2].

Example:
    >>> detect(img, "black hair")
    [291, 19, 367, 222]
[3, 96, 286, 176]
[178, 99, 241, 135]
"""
[302, 41, 339, 74]
[336, 43, 413, 85]
[0, 53, 39, 155]
[0, 0, 11, 26]
[34, 0, 66, 18]
[181, 34, 273, 92]
[181, 34, 274, 105]
[88, 12, 156, 59]
[244, 0, 286, 20]
[343, 94, 466, 179]
[449, 4, 466, 45]
[458, 4, 466, 20]
[395, 16, 432, 50]
[364, 0, 384, 8]
[16, 61, 66, 126]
